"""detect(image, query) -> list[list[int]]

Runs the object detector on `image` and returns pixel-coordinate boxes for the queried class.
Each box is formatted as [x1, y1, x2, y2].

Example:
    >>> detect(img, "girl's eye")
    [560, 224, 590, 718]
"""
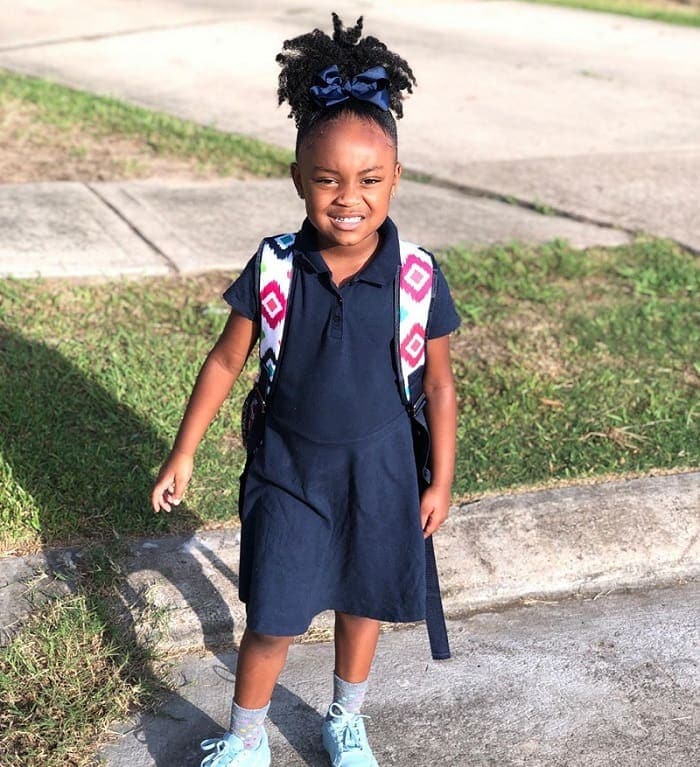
[314, 178, 337, 185]
[362, 178, 381, 185]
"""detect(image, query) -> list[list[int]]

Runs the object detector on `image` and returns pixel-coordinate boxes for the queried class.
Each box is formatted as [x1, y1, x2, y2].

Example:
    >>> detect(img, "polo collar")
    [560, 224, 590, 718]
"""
[294, 217, 399, 287]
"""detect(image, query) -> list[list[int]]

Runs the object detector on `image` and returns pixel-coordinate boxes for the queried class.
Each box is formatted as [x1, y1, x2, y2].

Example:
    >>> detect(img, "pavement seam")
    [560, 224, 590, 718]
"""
[0, 18, 237, 53]
[85, 183, 179, 274]
[404, 169, 639, 237]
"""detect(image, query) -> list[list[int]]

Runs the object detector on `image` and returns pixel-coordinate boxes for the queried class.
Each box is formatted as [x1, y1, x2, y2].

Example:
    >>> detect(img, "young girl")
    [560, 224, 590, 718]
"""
[151, 13, 460, 767]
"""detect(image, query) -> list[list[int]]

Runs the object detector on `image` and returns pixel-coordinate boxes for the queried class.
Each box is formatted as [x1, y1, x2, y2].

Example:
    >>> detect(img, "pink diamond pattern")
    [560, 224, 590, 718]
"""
[261, 281, 286, 329]
[400, 323, 425, 367]
[400, 254, 432, 301]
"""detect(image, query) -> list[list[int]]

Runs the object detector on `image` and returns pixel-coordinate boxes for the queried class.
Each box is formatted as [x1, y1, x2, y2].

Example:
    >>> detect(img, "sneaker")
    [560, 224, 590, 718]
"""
[321, 702, 379, 767]
[200, 728, 271, 767]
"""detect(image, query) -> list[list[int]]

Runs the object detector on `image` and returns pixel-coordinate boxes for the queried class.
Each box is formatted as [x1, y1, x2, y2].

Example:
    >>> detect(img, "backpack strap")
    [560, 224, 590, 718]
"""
[256, 233, 296, 400]
[397, 240, 452, 662]
[396, 240, 434, 408]
[259, 234, 434, 404]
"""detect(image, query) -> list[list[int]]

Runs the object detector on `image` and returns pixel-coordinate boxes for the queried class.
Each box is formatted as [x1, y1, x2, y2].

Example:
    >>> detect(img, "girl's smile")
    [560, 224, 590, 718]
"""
[329, 215, 364, 230]
[291, 115, 401, 263]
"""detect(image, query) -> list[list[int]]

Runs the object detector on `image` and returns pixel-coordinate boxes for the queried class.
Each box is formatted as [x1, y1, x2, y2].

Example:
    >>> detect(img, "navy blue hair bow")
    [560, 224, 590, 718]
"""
[310, 65, 390, 111]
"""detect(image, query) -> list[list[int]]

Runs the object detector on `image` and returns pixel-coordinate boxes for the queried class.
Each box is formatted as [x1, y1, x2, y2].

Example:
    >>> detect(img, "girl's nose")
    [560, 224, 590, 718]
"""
[334, 184, 361, 206]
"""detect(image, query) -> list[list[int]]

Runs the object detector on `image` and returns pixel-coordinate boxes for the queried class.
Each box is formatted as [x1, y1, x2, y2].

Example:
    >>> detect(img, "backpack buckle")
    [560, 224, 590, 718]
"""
[410, 392, 427, 417]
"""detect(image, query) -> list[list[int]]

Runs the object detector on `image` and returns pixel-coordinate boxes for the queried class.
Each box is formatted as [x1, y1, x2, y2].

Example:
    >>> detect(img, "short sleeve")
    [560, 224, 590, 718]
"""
[222, 251, 260, 323]
[427, 260, 461, 339]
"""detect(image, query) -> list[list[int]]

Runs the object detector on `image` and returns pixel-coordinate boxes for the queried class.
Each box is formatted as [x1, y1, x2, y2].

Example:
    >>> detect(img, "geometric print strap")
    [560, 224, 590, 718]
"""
[257, 232, 296, 398]
[398, 239, 434, 402]
[255, 232, 434, 405]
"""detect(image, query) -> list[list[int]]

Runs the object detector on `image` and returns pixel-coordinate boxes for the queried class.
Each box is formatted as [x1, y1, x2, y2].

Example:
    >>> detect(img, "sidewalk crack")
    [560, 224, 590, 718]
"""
[404, 168, 636, 236]
[85, 183, 178, 274]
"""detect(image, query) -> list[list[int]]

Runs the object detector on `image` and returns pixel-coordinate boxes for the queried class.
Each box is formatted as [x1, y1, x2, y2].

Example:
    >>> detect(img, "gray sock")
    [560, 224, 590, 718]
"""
[333, 672, 368, 714]
[230, 700, 270, 749]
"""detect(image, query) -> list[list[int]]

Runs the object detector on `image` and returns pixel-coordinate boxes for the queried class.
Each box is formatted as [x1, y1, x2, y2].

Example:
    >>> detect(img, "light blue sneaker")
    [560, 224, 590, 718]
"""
[199, 728, 271, 767]
[321, 702, 379, 767]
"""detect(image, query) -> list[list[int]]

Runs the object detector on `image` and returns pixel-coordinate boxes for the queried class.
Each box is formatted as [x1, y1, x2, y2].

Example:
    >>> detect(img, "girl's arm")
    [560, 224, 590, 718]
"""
[151, 310, 258, 513]
[420, 334, 457, 538]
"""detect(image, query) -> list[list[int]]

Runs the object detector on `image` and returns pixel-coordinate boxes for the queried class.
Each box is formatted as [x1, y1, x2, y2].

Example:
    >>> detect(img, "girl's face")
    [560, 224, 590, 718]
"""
[291, 115, 401, 258]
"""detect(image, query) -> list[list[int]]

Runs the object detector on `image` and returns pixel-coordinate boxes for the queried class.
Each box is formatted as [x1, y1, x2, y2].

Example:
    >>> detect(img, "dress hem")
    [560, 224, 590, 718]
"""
[242, 601, 427, 637]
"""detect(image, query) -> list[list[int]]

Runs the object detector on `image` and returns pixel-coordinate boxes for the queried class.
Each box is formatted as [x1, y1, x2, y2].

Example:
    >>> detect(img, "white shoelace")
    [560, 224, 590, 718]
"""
[200, 734, 242, 766]
[327, 702, 371, 751]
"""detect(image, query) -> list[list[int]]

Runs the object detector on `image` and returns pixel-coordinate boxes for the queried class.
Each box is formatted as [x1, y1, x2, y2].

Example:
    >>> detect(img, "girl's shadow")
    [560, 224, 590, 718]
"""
[0, 329, 323, 765]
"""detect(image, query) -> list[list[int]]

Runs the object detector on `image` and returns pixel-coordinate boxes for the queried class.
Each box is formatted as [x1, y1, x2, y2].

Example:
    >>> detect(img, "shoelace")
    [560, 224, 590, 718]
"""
[200, 735, 241, 767]
[327, 703, 371, 752]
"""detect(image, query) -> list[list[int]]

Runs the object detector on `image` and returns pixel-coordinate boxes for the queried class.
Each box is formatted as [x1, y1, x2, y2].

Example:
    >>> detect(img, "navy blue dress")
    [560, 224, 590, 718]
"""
[223, 217, 460, 636]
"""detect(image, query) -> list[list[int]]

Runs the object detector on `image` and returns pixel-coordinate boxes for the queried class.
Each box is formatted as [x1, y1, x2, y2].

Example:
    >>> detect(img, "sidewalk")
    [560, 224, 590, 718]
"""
[2, 0, 700, 257]
[0, 179, 631, 279]
[2, 470, 697, 764]
[3, 472, 698, 652]
[100, 581, 700, 767]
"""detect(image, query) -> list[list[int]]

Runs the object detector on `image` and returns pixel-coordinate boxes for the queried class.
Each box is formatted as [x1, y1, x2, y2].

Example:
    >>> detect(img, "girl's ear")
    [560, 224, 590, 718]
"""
[391, 161, 402, 198]
[290, 162, 304, 199]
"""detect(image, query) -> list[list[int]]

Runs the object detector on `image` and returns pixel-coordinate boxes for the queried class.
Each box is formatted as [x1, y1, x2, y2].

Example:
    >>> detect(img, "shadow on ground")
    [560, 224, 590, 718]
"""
[0, 329, 322, 765]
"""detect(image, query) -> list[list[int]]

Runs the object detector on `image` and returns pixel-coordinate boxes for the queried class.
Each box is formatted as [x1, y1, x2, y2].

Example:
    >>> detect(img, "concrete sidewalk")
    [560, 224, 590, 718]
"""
[2, 0, 700, 254]
[0, 179, 631, 279]
[99, 581, 700, 767]
[3, 473, 696, 764]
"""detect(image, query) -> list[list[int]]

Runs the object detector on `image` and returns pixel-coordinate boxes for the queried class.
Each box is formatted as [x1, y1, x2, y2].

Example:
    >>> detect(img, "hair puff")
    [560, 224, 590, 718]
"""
[276, 12, 416, 130]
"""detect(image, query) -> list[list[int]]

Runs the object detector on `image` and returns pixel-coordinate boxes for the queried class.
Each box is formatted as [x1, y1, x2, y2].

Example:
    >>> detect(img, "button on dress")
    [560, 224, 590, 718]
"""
[223, 217, 460, 636]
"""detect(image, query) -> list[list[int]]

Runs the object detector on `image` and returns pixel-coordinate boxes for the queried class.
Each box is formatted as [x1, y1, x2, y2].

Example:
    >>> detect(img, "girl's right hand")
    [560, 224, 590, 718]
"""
[151, 450, 194, 513]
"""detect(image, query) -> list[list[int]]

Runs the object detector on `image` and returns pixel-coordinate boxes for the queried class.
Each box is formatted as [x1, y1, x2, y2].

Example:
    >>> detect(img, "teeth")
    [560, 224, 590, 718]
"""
[333, 216, 362, 223]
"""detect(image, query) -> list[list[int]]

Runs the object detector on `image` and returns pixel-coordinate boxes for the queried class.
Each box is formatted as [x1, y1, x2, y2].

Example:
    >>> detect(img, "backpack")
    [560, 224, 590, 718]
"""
[240, 231, 450, 660]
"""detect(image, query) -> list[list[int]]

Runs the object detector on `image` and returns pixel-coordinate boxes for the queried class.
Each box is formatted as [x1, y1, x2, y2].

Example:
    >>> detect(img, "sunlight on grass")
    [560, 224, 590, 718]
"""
[0, 237, 697, 548]
[517, 0, 700, 26]
[0, 69, 293, 177]
[0, 593, 159, 767]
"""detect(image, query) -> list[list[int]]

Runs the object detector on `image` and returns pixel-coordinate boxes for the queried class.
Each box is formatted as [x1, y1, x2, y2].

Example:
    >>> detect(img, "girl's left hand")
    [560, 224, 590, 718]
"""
[420, 484, 451, 538]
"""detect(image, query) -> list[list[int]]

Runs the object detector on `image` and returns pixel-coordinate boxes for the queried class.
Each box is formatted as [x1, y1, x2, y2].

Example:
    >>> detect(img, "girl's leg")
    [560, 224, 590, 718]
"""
[334, 612, 381, 683]
[226, 628, 293, 751]
[322, 613, 381, 763]
[330, 612, 381, 716]
[234, 628, 294, 707]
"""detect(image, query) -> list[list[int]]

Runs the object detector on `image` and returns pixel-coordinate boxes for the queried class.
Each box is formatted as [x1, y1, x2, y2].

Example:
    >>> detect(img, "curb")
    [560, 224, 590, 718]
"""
[1, 471, 698, 652]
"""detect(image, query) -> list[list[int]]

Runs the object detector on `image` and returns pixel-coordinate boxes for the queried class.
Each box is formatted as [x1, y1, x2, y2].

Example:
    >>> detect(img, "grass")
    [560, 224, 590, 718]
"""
[0, 545, 167, 767]
[0, 273, 246, 551]
[0, 69, 293, 178]
[442, 237, 698, 494]
[518, 0, 700, 26]
[0, 597, 136, 767]
[0, 236, 697, 551]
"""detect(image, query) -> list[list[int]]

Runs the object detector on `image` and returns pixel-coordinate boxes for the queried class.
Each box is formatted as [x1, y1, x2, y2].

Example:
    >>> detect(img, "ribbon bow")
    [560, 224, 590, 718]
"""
[310, 65, 390, 111]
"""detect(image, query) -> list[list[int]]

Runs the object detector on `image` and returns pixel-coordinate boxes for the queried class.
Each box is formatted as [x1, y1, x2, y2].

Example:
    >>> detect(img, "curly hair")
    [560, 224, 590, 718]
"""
[276, 13, 416, 153]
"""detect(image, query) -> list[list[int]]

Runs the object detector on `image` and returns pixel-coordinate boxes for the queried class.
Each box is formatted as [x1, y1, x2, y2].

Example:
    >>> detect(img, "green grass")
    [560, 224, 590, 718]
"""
[0, 589, 164, 767]
[441, 237, 699, 494]
[0, 237, 698, 550]
[0, 69, 293, 176]
[518, 0, 700, 27]
[0, 273, 249, 550]
[0, 538, 169, 766]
